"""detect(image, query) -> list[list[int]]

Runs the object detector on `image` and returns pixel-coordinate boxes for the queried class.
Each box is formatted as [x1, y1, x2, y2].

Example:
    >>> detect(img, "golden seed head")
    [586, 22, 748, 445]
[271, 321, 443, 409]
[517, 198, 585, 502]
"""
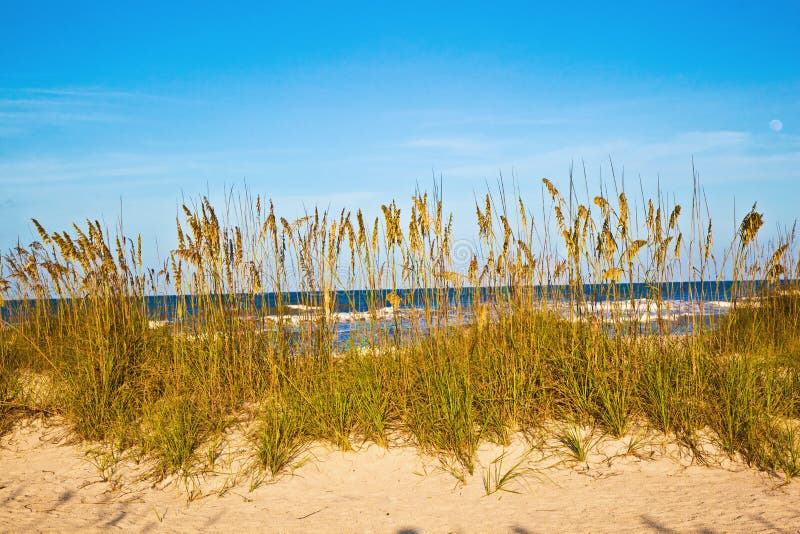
[602, 267, 623, 283]
[739, 205, 764, 247]
[593, 196, 609, 215]
[668, 205, 681, 230]
[704, 221, 714, 261]
[625, 239, 647, 263]
[542, 178, 560, 200]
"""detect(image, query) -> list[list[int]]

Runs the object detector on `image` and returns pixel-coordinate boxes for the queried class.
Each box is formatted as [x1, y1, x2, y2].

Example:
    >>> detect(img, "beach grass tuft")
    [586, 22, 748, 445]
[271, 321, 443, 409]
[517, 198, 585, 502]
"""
[1, 174, 799, 481]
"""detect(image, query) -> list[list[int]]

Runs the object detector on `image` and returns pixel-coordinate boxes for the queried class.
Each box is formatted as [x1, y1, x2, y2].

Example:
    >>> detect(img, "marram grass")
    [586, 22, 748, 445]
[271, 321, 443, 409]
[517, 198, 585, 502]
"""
[0, 176, 799, 481]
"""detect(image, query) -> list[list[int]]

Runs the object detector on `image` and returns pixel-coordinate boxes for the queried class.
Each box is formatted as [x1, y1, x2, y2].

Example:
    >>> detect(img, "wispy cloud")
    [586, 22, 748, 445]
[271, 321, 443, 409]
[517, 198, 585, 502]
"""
[20, 87, 145, 99]
[404, 137, 496, 152]
[274, 190, 379, 208]
[17, 86, 200, 105]
[434, 130, 799, 187]
[0, 86, 190, 135]
[0, 148, 317, 187]
[0, 153, 189, 186]
[418, 114, 568, 129]
[0, 87, 136, 133]
[643, 131, 751, 159]
[0, 110, 121, 124]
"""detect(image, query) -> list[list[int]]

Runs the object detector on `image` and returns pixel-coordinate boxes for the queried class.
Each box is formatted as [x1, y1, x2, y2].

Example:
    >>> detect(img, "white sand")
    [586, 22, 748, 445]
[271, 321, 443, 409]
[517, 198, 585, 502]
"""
[1, 418, 799, 533]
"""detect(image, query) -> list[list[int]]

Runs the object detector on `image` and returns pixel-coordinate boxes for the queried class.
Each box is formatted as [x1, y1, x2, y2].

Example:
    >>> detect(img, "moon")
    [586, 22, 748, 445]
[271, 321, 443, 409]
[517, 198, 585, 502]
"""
[770, 119, 783, 132]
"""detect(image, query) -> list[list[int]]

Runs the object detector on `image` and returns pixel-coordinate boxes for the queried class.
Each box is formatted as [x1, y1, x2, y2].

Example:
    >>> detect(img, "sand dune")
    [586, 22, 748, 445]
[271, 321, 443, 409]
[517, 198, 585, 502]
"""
[1, 418, 799, 533]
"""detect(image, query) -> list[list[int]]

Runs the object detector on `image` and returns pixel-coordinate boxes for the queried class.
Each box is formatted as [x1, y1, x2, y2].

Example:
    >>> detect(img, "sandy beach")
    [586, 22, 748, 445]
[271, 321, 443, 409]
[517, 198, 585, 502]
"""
[4, 2, 800, 532]
[1, 418, 799, 533]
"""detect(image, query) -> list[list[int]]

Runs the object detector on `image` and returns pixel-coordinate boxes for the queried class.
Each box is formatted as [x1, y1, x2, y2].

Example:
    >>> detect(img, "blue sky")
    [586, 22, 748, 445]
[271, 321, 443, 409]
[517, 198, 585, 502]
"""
[1, 1, 798, 261]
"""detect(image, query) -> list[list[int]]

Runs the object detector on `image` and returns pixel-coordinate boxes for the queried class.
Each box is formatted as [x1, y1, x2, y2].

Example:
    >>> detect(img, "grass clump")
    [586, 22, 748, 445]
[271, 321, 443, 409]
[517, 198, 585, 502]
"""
[0, 363, 19, 434]
[482, 450, 531, 495]
[144, 394, 210, 477]
[767, 423, 800, 480]
[556, 425, 598, 463]
[252, 400, 307, 478]
[0, 172, 798, 482]
[408, 358, 478, 473]
[639, 346, 704, 436]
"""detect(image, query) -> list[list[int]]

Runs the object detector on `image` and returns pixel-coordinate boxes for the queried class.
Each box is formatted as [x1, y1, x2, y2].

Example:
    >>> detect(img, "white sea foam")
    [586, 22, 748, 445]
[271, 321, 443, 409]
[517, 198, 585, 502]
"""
[285, 304, 322, 312]
[571, 298, 735, 323]
[263, 305, 398, 325]
[152, 295, 746, 338]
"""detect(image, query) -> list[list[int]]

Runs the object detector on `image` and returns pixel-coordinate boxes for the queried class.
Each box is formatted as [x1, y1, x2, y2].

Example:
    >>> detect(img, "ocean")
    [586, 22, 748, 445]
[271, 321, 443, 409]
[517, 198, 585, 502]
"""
[2, 280, 773, 342]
